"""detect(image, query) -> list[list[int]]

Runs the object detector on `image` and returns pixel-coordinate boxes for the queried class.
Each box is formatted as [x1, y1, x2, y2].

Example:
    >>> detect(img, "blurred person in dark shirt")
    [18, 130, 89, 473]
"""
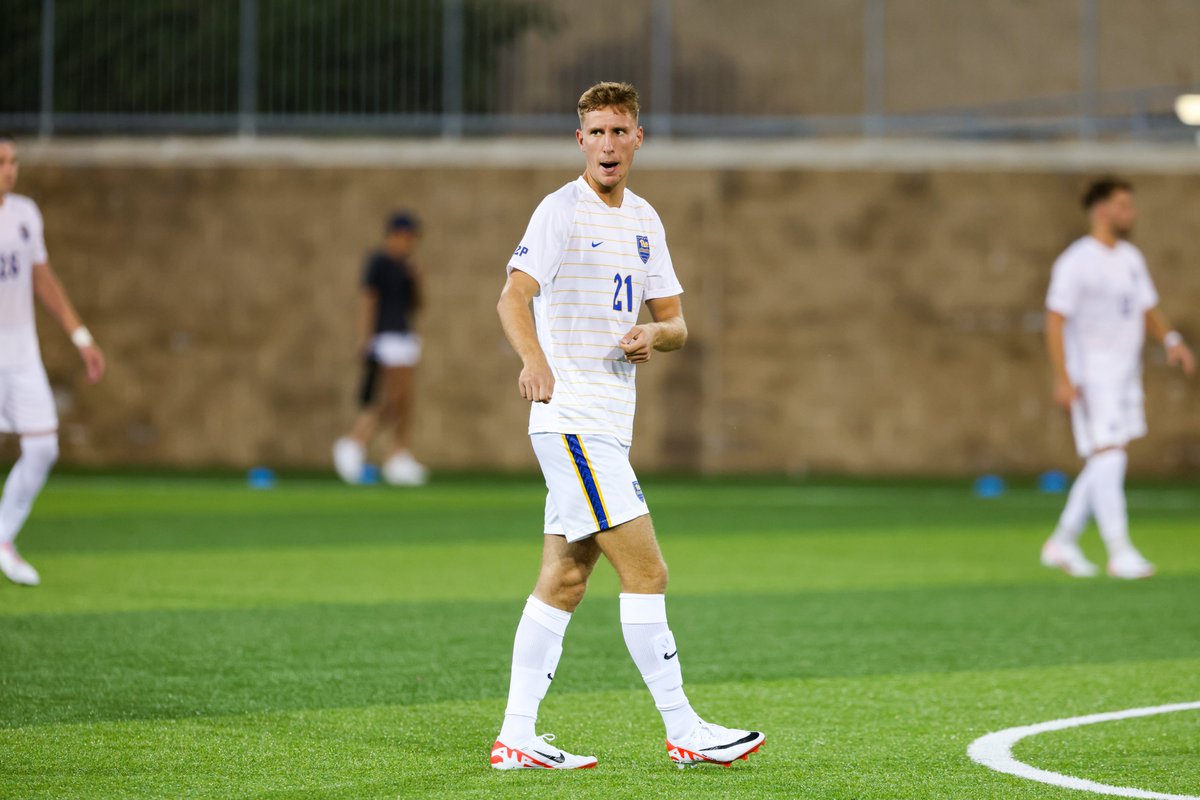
[333, 212, 427, 486]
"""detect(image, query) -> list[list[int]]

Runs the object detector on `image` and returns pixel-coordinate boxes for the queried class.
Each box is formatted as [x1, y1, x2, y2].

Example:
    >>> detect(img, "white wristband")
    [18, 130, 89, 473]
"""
[71, 326, 94, 349]
[1164, 331, 1183, 349]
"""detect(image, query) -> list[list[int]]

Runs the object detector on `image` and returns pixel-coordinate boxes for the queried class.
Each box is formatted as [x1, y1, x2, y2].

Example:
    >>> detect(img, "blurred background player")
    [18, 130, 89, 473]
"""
[0, 135, 106, 586]
[1041, 178, 1194, 580]
[333, 212, 427, 486]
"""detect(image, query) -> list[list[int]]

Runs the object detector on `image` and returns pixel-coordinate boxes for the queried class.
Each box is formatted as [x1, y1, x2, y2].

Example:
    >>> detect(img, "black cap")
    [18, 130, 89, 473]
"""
[386, 211, 420, 233]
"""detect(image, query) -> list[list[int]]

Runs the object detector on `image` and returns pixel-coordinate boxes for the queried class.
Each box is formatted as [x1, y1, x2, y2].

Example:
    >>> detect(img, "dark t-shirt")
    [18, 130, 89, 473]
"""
[363, 250, 417, 334]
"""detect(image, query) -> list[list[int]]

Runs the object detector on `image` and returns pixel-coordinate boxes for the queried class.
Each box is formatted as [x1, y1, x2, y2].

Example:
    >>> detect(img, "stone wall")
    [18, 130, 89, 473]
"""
[14, 143, 1200, 475]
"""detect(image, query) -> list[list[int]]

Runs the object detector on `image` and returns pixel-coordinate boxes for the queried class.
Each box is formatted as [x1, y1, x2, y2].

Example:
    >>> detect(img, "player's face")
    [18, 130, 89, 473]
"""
[0, 143, 18, 196]
[1102, 189, 1137, 238]
[576, 107, 642, 195]
[384, 230, 417, 258]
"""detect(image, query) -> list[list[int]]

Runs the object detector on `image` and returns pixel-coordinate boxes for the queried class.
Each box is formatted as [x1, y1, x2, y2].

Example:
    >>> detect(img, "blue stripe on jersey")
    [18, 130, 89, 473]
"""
[563, 434, 610, 530]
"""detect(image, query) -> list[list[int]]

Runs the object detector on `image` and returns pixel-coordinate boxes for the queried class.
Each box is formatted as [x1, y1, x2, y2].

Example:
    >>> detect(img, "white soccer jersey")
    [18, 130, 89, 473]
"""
[1046, 236, 1159, 385]
[507, 177, 683, 445]
[0, 194, 49, 371]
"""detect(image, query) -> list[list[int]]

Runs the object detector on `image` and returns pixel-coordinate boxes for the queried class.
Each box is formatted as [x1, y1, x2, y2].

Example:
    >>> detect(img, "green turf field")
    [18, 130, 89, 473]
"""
[1, 474, 1197, 799]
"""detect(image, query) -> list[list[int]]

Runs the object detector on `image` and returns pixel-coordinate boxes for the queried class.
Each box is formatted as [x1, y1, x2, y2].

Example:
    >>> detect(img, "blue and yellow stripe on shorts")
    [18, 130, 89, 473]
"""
[563, 434, 611, 530]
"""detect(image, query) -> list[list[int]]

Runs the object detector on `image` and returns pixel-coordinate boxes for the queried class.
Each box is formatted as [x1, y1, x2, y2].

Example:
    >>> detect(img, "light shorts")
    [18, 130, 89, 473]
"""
[0, 361, 59, 434]
[1071, 379, 1147, 458]
[530, 433, 649, 542]
[371, 332, 422, 368]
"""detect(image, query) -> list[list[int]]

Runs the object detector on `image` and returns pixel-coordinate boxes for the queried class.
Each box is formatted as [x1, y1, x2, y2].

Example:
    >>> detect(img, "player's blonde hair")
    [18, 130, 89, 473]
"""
[577, 82, 640, 126]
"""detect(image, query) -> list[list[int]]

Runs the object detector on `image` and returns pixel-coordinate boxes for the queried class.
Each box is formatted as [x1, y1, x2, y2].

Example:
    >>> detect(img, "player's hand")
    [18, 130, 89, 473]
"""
[1168, 342, 1195, 377]
[619, 325, 656, 364]
[519, 358, 555, 404]
[80, 344, 106, 384]
[1053, 376, 1078, 410]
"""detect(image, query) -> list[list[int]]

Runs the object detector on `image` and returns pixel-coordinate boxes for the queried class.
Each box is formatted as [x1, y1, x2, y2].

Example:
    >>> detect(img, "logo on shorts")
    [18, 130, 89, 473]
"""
[636, 235, 650, 264]
[18, 224, 29, 242]
[632, 480, 644, 502]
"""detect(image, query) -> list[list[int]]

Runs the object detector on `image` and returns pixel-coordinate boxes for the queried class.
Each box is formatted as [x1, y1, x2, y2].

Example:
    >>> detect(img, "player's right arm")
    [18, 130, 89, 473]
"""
[358, 288, 378, 357]
[1045, 250, 1080, 410]
[32, 262, 106, 384]
[1045, 310, 1077, 409]
[497, 269, 554, 403]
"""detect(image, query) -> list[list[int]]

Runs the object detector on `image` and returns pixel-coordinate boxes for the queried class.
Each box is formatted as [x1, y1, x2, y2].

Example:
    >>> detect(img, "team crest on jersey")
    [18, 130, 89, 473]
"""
[18, 224, 29, 242]
[636, 235, 650, 264]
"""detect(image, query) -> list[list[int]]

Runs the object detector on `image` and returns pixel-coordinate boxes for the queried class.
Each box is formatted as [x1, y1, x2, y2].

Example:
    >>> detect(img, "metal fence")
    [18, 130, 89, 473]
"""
[2, 0, 1198, 140]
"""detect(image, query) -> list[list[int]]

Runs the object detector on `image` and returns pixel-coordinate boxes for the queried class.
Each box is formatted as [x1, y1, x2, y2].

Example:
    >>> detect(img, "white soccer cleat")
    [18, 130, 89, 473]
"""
[382, 451, 428, 486]
[0, 542, 41, 586]
[490, 733, 597, 770]
[1108, 549, 1155, 580]
[666, 720, 765, 768]
[1040, 539, 1099, 578]
[333, 437, 365, 484]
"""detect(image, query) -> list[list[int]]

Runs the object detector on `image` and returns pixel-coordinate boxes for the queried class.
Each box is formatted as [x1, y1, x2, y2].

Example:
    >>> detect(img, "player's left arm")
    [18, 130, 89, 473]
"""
[32, 261, 106, 383]
[620, 295, 687, 364]
[1145, 306, 1195, 377]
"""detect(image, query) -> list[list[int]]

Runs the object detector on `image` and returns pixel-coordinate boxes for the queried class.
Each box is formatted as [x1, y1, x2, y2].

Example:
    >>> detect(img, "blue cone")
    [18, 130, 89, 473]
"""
[1038, 470, 1069, 494]
[974, 474, 1006, 499]
[247, 466, 276, 490]
[360, 464, 381, 485]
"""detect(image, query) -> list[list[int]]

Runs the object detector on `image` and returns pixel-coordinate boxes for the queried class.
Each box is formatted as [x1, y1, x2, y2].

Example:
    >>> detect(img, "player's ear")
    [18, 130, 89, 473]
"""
[576, 128, 585, 150]
[635, 126, 644, 149]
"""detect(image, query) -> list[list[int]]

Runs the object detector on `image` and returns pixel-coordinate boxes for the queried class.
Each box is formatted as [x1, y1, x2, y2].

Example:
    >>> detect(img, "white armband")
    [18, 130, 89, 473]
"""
[71, 326, 94, 349]
[1164, 331, 1183, 349]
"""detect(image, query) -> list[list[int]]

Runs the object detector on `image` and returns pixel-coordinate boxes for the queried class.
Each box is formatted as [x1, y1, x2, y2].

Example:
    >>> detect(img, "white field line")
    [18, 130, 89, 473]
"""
[968, 701, 1200, 799]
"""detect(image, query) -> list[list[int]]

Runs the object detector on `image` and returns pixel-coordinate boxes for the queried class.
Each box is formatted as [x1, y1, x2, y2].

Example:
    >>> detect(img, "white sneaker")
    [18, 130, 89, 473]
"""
[0, 542, 41, 586]
[333, 437, 365, 484]
[490, 733, 597, 770]
[666, 720, 765, 768]
[1041, 539, 1099, 578]
[383, 452, 427, 486]
[1108, 549, 1155, 580]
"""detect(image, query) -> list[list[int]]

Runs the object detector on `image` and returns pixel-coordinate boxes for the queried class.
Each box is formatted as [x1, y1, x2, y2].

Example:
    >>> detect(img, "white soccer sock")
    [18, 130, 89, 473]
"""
[499, 595, 571, 744]
[0, 434, 59, 545]
[1051, 465, 1093, 544]
[1088, 449, 1134, 558]
[620, 592, 700, 741]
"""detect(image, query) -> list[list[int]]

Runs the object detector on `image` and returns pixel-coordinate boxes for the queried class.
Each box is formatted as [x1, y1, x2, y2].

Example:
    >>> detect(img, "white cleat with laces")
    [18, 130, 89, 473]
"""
[666, 720, 765, 768]
[490, 733, 597, 770]
[0, 542, 41, 586]
[1040, 539, 1099, 578]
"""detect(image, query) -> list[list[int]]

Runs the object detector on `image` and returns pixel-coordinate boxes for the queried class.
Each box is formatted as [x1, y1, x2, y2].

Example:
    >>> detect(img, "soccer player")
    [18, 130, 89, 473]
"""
[1041, 178, 1194, 580]
[333, 212, 427, 486]
[490, 83, 764, 770]
[0, 135, 106, 586]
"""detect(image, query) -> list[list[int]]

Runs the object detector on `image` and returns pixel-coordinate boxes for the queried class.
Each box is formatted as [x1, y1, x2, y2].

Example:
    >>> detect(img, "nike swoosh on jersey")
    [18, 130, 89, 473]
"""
[591, 241, 603, 248]
[664, 650, 678, 660]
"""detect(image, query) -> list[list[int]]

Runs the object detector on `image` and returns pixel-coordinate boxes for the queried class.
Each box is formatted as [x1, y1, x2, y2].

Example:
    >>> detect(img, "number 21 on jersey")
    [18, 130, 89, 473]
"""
[612, 272, 633, 312]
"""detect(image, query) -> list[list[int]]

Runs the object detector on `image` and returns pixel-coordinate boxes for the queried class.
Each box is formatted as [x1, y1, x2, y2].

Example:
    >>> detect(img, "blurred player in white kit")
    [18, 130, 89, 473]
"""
[1041, 178, 1193, 580]
[0, 136, 106, 586]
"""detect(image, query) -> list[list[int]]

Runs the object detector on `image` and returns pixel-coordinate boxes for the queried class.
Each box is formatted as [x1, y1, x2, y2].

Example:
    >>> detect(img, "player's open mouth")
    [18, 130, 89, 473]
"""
[599, 161, 619, 175]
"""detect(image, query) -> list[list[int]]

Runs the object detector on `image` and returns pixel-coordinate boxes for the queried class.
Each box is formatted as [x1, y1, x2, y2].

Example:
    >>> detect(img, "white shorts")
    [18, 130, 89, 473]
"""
[0, 362, 59, 434]
[371, 332, 421, 367]
[530, 433, 649, 542]
[1071, 379, 1146, 458]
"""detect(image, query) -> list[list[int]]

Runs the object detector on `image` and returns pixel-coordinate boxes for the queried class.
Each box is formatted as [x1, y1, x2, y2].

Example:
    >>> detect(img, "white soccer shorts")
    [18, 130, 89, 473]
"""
[530, 433, 649, 542]
[0, 362, 59, 434]
[1071, 379, 1147, 458]
[371, 332, 422, 367]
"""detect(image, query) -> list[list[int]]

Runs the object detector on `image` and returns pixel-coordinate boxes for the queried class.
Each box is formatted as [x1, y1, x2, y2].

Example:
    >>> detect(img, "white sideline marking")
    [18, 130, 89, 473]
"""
[968, 701, 1200, 799]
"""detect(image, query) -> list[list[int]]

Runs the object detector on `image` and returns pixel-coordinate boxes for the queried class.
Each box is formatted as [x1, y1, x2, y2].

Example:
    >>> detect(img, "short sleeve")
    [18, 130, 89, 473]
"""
[507, 194, 570, 289]
[1133, 250, 1159, 311]
[27, 201, 48, 265]
[643, 219, 683, 300]
[1045, 252, 1080, 316]
[362, 253, 383, 290]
